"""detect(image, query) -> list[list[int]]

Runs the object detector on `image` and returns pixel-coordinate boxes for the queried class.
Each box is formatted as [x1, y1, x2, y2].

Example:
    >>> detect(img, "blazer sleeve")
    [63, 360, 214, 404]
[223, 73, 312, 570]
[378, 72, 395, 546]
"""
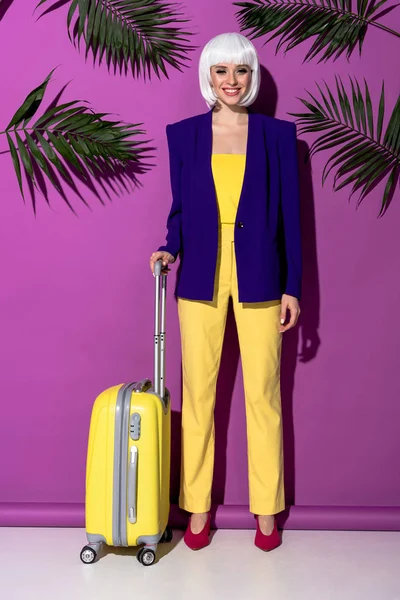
[157, 124, 182, 260]
[278, 122, 303, 301]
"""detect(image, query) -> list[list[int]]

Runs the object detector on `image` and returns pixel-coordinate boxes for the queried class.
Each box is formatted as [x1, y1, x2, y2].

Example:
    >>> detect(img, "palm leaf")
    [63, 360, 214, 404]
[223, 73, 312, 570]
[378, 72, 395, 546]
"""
[37, 0, 196, 78]
[1, 70, 152, 209]
[6, 133, 24, 200]
[6, 68, 57, 129]
[289, 77, 400, 216]
[234, 0, 400, 62]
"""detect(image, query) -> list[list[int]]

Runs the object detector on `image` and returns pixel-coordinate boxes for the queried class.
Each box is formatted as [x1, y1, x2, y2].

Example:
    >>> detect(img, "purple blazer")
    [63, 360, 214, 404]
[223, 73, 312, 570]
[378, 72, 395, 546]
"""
[158, 107, 302, 303]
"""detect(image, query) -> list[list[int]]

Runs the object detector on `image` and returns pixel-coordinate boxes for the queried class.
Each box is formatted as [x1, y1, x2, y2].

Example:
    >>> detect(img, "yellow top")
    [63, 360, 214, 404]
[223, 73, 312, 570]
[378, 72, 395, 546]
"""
[211, 154, 246, 224]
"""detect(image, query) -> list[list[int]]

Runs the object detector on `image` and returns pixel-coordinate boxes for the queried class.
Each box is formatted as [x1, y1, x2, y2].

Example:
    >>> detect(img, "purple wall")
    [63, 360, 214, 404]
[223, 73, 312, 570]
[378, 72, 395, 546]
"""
[1, 1, 400, 519]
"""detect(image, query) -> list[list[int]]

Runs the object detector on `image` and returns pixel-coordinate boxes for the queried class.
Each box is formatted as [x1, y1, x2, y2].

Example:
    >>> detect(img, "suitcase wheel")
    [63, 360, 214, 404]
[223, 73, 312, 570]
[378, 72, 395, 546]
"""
[80, 546, 97, 564]
[160, 526, 173, 543]
[137, 547, 156, 566]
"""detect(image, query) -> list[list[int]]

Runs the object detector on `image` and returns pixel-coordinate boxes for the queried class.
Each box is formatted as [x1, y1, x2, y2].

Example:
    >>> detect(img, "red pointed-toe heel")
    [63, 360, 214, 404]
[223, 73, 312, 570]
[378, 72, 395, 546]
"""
[183, 512, 211, 550]
[254, 515, 281, 552]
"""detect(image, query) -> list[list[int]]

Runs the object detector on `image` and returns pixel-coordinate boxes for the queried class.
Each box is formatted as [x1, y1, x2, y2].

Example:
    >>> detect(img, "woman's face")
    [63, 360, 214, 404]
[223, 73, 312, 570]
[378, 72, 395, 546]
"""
[210, 62, 252, 106]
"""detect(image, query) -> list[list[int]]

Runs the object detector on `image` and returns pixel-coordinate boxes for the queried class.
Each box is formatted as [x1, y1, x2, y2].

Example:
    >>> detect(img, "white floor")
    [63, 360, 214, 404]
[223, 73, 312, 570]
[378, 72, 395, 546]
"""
[1, 527, 400, 600]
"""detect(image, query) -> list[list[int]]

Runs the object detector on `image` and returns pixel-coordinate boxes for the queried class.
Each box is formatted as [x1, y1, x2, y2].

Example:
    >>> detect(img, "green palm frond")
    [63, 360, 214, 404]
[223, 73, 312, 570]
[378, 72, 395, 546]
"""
[289, 77, 400, 216]
[1, 69, 151, 210]
[234, 0, 400, 62]
[36, 0, 196, 78]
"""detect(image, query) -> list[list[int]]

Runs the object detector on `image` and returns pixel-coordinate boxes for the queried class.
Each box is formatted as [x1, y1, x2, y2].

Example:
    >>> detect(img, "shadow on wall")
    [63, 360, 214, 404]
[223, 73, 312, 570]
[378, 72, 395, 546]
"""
[169, 65, 320, 517]
[280, 137, 320, 514]
[0, 0, 14, 21]
[252, 65, 278, 117]
[34, 0, 72, 19]
[0, 0, 78, 23]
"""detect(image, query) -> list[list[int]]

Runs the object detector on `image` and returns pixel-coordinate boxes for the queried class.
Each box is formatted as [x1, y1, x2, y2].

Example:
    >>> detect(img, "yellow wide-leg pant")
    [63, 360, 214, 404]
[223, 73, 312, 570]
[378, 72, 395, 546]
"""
[177, 224, 285, 515]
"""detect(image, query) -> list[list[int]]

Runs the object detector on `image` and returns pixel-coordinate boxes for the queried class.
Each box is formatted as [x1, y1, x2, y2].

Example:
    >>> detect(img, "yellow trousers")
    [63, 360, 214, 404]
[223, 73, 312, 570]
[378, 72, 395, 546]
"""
[177, 224, 285, 515]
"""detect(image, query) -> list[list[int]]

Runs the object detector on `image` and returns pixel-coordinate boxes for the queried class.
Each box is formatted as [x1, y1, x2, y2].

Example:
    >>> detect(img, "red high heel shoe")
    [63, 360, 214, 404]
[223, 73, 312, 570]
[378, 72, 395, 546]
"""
[254, 515, 281, 551]
[183, 512, 211, 550]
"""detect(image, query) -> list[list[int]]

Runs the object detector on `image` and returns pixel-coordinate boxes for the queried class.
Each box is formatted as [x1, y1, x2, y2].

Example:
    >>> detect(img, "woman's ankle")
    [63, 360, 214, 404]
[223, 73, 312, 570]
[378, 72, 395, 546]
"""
[190, 512, 209, 534]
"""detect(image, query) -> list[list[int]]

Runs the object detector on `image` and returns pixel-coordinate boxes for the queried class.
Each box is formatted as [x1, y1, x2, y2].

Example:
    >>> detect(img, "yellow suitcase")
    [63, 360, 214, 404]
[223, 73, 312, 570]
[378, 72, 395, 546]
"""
[80, 261, 171, 567]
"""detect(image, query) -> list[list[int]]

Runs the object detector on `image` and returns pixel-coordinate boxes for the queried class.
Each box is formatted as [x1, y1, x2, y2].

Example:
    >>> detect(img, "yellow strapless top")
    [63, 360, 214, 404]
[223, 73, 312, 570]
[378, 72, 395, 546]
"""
[211, 154, 246, 224]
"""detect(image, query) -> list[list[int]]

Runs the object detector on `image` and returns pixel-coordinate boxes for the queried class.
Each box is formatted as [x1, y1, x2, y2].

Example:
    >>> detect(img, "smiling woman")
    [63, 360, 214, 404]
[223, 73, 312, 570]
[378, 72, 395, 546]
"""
[199, 33, 260, 108]
[152, 31, 302, 553]
[211, 63, 252, 99]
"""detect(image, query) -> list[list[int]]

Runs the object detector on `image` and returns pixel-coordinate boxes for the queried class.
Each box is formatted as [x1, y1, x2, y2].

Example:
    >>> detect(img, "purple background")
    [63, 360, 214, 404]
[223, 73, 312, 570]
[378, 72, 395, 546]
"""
[1, 0, 400, 523]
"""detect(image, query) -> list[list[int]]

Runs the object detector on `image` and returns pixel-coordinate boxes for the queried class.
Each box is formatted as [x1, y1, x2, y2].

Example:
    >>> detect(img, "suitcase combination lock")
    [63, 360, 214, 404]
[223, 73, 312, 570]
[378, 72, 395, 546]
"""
[130, 412, 141, 441]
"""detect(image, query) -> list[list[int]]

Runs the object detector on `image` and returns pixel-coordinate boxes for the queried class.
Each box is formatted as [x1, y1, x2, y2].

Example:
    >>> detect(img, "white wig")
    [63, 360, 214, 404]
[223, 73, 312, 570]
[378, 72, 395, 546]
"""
[199, 32, 260, 109]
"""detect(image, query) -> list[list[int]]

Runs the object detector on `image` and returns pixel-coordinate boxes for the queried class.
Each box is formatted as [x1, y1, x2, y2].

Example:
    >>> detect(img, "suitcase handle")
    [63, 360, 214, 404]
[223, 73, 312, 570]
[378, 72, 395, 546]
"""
[154, 260, 167, 399]
[133, 379, 152, 393]
[128, 445, 138, 524]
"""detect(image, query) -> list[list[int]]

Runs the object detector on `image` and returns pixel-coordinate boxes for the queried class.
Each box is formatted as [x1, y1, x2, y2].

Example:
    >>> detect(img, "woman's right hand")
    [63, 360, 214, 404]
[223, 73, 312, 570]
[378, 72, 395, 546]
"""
[150, 251, 175, 275]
